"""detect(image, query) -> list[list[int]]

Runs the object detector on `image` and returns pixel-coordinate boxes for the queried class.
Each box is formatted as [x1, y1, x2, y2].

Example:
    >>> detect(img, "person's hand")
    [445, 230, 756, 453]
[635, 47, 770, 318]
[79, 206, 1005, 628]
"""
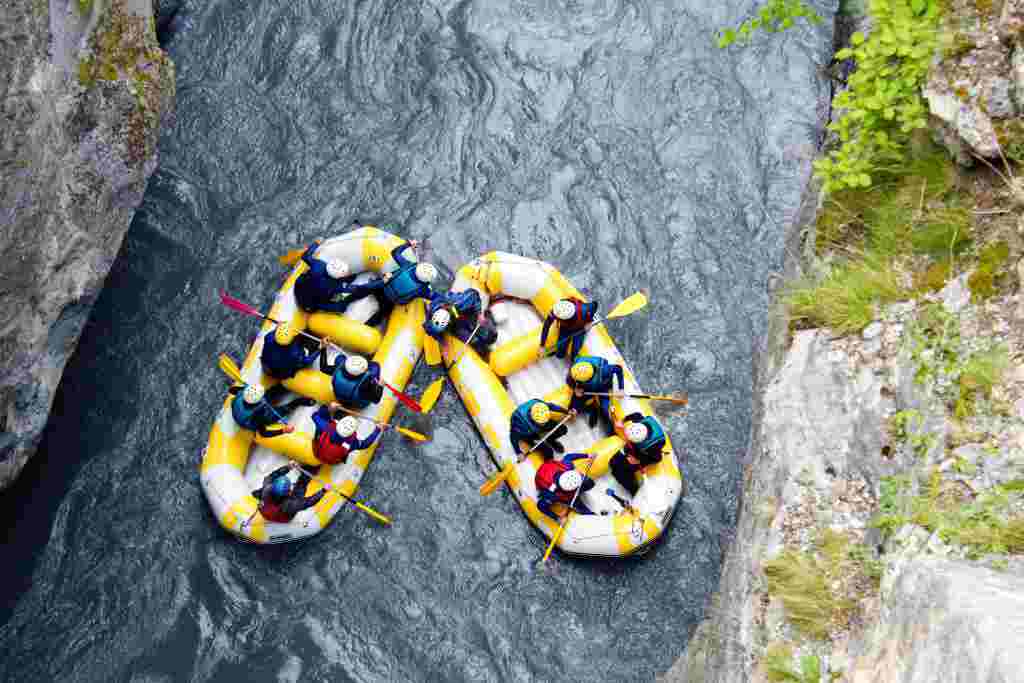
[289, 460, 300, 470]
[329, 401, 341, 412]
[569, 409, 578, 417]
[626, 454, 640, 466]
[573, 387, 584, 397]
[409, 239, 420, 249]
[285, 425, 295, 434]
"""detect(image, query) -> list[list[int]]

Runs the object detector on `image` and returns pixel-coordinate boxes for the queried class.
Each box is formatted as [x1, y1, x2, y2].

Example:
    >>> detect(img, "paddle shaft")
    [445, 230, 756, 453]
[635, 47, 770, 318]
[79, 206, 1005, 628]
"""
[539, 316, 608, 359]
[293, 464, 391, 525]
[445, 320, 482, 372]
[542, 453, 599, 563]
[517, 410, 575, 462]
[582, 391, 688, 405]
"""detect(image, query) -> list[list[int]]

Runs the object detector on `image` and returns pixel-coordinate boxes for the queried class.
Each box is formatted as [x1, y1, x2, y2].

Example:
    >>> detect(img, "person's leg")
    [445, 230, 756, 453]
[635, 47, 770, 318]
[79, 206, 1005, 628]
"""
[365, 294, 393, 327]
[573, 499, 595, 515]
[279, 396, 316, 413]
[609, 452, 640, 496]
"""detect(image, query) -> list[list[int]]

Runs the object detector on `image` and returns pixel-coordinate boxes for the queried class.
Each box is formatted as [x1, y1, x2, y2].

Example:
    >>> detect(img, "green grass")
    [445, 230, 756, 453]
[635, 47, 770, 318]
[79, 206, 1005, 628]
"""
[77, 0, 93, 15]
[785, 252, 904, 334]
[764, 643, 822, 683]
[956, 344, 1010, 418]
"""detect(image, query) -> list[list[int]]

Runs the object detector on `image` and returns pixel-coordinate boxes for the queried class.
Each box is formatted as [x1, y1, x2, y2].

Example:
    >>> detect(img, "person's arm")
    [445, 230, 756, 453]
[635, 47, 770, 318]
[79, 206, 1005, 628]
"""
[368, 362, 381, 383]
[540, 314, 555, 347]
[611, 365, 625, 391]
[252, 489, 263, 499]
[545, 401, 569, 416]
[301, 242, 320, 267]
[390, 243, 413, 268]
[258, 424, 288, 438]
[281, 489, 326, 516]
[228, 384, 243, 396]
[599, 395, 611, 417]
[311, 406, 331, 435]
[356, 427, 382, 450]
[319, 347, 333, 373]
[583, 300, 599, 322]
[536, 492, 560, 521]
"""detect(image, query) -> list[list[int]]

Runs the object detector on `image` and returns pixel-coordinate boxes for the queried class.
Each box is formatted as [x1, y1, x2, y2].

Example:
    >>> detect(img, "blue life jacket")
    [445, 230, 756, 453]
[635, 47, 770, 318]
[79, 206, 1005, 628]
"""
[231, 394, 275, 431]
[331, 367, 379, 409]
[510, 399, 546, 439]
[631, 415, 666, 455]
[261, 334, 315, 380]
[382, 268, 428, 305]
[573, 356, 622, 393]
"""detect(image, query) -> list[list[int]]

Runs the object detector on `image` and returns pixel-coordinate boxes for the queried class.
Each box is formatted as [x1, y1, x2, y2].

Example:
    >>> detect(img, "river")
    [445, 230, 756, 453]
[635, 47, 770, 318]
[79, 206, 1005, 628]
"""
[0, 1, 834, 680]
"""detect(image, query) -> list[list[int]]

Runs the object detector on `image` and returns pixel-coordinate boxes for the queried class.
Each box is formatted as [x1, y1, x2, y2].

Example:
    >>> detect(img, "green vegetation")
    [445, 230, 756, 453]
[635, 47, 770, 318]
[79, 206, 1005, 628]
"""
[872, 470, 1024, 557]
[77, 0, 94, 15]
[785, 252, 903, 333]
[716, 0, 823, 48]
[813, 0, 943, 192]
[956, 344, 1010, 417]
[763, 529, 856, 639]
[967, 241, 1011, 300]
[764, 643, 823, 683]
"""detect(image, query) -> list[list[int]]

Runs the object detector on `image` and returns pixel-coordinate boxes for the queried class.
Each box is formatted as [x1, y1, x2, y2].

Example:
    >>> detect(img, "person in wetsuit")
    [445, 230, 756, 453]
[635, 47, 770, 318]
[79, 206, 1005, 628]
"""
[361, 240, 438, 326]
[535, 453, 597, 521]
[609, 412, 667, 496]
[509, 399, 574, 460]
[252, 464, 326, 523]
[260, 322, 320, 380]
[310, 404, 383, 465]
[422, 287, 498, 356]
[319, 349, 384, 410]
[540, 296, 598, 361]
[566, 356, 625, 428]
[293, 240, 373, 314]
[228, 384, 314, 438]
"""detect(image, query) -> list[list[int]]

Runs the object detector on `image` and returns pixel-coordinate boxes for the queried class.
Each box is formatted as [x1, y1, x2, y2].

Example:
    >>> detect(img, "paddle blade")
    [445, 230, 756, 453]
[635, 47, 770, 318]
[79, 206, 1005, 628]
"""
[607, 292, 648, 319]
[218, 353, 244, 383]
[419, 378, 445, 413]
[423, 335, 441, 366]
[279, 247, 306, 266]
[383, 381, 422, 413]
[396, 426, 428, 442]
[219, 290, 263, 319]
[355, 502, 392, 525]
[479, 463, 514, 496]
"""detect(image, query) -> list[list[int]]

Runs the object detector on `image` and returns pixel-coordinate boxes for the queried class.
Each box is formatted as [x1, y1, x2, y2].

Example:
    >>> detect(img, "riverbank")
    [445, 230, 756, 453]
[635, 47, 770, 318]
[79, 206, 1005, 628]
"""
[664, 1, 1024, 680]
[0, 0, 174, 488]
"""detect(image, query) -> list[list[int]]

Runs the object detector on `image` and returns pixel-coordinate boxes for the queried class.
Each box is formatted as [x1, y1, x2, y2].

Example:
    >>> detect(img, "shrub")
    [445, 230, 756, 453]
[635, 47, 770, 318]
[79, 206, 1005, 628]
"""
[717, 0, 823, 47]
[785, 253, 904, 333]
[813, 0, 943, 192]
[764, 643, 823, 683]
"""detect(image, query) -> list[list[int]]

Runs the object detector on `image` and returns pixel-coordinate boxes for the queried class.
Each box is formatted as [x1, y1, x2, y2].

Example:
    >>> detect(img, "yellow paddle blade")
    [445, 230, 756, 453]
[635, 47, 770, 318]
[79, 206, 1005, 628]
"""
[423, 335, 441, 366]
[606, 292, 648, 319]
[278, 246, 306, 266]
[355, 502, 392, 525]
[396, 426, 428, 442]
[419, 378, 445, 413]
[479, 463, 514, 496]
[218, 353, 244, 383]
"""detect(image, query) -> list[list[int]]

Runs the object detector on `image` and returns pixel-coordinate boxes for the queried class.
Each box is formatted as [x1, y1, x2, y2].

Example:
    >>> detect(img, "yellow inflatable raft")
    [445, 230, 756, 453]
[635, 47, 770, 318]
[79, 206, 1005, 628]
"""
[443, 252, 684, 557]
[200, 226, 425, 544]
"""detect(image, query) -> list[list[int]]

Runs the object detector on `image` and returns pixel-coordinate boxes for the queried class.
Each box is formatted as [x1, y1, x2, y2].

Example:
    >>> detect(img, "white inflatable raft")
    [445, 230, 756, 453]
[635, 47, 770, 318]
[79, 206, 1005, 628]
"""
[442, 252, 684, 557]
[200, 226, 425, 544]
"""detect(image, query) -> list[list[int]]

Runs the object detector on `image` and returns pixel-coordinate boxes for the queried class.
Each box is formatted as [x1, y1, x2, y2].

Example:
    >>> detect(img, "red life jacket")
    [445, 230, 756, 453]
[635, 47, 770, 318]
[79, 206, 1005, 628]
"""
[259, 499, 293, 523]
[315, 428, 352, 465]
[535, 460, 573, 503]
[569, 299, 587, 327]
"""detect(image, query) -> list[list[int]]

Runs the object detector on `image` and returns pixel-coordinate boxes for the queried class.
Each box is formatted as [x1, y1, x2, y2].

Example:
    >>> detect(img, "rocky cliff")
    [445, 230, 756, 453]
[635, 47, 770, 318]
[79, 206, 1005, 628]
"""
[0, 0, 174, 488]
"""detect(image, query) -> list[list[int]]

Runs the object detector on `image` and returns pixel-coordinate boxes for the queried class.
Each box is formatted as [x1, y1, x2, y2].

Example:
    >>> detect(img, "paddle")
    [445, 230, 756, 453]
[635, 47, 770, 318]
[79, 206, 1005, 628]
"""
[218, 291, 423, 413]
[541, 453, 599, 564]
[420, 320, 483, 413]
[539, 291, 648, 359]
[292, 463, 392, 525]
[583, 391, 688, 406]
[333, 404, 429, 442]
[478, 410, 576, 496]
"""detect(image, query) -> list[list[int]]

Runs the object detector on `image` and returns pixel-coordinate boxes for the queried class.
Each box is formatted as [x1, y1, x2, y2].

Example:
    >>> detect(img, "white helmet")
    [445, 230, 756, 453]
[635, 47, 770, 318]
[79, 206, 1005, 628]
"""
[552, 299, 576, 321]
[243, 385, 265, 405]
[625, 422, 649, 444]
[558, 469, 583, 492]
[415, 262, 438, 283]
[344, 355, 368, 376]
[326, 259, 350, 279]
[431, 308, 452, 331]
[336, 416, 359, 438]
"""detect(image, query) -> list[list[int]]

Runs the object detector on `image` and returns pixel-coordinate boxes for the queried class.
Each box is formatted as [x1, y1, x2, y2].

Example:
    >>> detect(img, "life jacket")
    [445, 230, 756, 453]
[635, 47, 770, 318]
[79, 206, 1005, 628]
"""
[535, 460, 573, 503]
[259, 498, 293, 523]
[231, 394, 271, 431]
[261, 335, 303, 379]
[315, 428, 352, 465]
[382, 266, 426, 305]
[626, 416, 667, 463]
[573, 355, 615, 392]
[510, 400, 544, 437]
[295, 260, 356, 311]
[332, 368, 368, 408]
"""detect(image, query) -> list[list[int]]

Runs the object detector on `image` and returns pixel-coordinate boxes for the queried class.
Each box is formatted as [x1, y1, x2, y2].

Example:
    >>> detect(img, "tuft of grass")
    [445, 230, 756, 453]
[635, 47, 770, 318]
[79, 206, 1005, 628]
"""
[956, 344, 1010, 417]
[914, 259, 952, 293]
[968, 241, 1010, 301]
[911, 207, 971, 257]
[764, 642, 822, 683]
[77, 0, 93, 15]
[785, 253, 904, 334]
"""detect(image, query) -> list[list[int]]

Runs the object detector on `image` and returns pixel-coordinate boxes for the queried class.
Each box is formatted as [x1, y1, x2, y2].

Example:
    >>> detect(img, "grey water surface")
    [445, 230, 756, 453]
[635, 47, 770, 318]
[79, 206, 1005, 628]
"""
[0, 1, 835, 680]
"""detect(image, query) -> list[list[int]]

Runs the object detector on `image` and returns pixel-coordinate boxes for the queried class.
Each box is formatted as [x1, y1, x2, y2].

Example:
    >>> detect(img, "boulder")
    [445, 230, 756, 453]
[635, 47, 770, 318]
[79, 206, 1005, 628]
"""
[847, 559, 1024, 681]
[0, 0, 175, 488]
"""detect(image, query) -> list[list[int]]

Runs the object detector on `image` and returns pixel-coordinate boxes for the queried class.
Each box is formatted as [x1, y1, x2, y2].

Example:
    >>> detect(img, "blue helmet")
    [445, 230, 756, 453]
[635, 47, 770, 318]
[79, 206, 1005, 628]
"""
[270, 476, 292, 499]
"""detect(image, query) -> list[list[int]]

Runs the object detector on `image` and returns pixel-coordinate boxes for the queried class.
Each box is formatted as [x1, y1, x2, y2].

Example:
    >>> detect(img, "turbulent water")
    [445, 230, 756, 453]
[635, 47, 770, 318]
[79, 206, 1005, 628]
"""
[0, 1, 834, 680]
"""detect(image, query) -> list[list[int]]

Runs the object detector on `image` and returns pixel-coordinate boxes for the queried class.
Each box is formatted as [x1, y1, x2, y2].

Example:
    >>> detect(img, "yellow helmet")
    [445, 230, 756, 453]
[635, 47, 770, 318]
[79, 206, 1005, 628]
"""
[570, 361, 594, 383]
[275, 322, 298, 345]
[529, 402, 551, 425]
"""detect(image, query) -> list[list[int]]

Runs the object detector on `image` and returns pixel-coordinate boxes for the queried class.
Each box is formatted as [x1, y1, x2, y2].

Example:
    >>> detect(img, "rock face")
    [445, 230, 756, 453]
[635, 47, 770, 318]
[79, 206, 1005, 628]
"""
[847, 558, 1024, 681]
[0, 0, 174, 488]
